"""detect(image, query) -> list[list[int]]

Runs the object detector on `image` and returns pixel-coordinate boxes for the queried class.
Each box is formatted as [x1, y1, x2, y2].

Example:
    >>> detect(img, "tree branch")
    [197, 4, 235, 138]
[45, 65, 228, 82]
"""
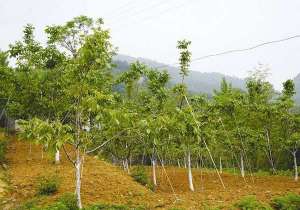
[62, 145, 76, 166]
[85, 131, 125, 154]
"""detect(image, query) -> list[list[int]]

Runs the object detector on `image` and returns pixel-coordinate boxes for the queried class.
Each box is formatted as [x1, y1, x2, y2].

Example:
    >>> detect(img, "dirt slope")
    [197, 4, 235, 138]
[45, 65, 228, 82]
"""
[5, 139, 167, 209]
[3, 136, 300, 209]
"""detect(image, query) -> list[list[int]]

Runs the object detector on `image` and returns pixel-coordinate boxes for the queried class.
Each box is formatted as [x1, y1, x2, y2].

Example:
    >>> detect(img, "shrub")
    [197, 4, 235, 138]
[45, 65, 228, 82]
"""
[59, 193, 79, 210]
[29, 202, 68, 210]
[271, 193, 300, 210]
[15, 198, 39, 210]
[275, 170, 293, 177]
[36, 175, 60, 195]
[83, 204, 130, 210]
[234, 196, 272, 210]
[131, 166, 148, 186]
[83, 204, 146, 210]
[0, 139, 8, 164]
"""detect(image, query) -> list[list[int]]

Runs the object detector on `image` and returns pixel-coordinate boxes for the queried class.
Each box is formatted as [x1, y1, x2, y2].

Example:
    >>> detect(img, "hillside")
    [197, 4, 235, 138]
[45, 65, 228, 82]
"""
[113, 54, 246, 95]
[2, 136, 300, 209]
[294, 73, 300, 103]
[3, 139, 165, 209]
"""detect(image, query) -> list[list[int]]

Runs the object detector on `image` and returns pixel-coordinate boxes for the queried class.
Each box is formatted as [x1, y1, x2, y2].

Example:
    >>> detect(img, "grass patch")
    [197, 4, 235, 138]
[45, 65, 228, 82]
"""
[131, 166, 154, 191]
[234, 196, 272, 210]
[58, 193, 79, 210]
[0, 138, 8, 164]
[271, 193, 300, 210]
[84, 204, 146, 210]
[36, 175, 60, 196]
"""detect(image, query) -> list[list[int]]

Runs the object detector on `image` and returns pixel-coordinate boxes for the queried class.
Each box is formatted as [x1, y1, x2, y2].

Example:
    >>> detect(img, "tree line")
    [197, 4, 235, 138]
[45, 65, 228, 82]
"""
[0, 16, 299, 209]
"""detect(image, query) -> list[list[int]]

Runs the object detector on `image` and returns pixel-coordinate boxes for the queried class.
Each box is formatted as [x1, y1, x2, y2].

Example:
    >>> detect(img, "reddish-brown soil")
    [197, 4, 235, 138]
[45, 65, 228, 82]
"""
[3, 137, 300, 209]
[153, 167, 300, 208]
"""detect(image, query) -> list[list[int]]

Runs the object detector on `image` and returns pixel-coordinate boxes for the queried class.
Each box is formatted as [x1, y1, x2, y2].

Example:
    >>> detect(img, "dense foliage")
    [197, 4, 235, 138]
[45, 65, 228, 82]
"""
[1, 16, 300, 208]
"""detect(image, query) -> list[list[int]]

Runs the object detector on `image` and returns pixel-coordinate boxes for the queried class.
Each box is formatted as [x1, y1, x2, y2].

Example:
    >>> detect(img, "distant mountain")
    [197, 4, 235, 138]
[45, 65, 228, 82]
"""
[113, 54, 246, 96]
[293, 73, 300, 103]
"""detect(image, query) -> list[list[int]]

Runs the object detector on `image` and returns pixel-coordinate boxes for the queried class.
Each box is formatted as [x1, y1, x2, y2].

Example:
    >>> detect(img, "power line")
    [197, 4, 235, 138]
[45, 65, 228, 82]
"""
[109, 0, 179, 26]
[112, 0, 190, 31]
[138, 0, 190, 25]
[155, 34, 300, 69]
[104, 0, 140, 19]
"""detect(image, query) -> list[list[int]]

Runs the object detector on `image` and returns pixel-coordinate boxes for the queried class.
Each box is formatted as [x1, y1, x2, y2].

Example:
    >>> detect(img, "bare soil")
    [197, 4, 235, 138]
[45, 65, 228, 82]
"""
[3, 137, 300, 209]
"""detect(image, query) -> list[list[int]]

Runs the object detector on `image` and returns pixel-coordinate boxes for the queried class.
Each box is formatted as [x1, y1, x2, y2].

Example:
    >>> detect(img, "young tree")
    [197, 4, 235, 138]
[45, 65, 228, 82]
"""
[174, 39, 196, 191]
[278, 80, 300, 181]
[19, 16, 116, 208]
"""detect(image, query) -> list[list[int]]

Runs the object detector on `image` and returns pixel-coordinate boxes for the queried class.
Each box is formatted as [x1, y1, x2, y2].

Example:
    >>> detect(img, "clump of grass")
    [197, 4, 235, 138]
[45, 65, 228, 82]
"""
[36, 175, 60, 195]
[14, 198, 40, 210]
[39, 202, 69, 210]
[271, 193, 300, 210]
[58, 193, 79, 210]
[130, 166, 154, 190]
[84, 203, 146, 210]
[131, 166, 148, 186]
[0, 139, 8, 164]
[234, 196, 272, 210]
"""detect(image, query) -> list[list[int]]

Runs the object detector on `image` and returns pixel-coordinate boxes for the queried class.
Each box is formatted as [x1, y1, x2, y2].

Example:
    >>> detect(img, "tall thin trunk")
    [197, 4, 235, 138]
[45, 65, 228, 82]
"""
[219, 157, 223, 174]
[161, 158, 165, 167]
[75, 110, 82, 209]
[177, 159, 181, 168]
[152, 158, 157, 186]
[265, 129, 276, 173]
[240, 154, 245, 178]
[124, 158, 130, 174]
[293, 151, 298, 181]
[141, 150, 145, 165]
[75, 149, 82, 209]
[187, 150, 194, 192]
[55, 150, 60, 164]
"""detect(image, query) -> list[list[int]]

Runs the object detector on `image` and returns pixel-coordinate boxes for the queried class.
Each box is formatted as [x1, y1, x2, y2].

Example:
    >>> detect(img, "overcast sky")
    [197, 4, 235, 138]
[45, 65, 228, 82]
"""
[1, 0, 300, 89]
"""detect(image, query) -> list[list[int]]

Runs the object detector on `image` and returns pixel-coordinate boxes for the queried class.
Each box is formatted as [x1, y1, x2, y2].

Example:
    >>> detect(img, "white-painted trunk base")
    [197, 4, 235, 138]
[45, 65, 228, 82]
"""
[293, 152, 298, 181]
[240, 155, 245, 178]
[152, 159, 157, 186]
[55, 150, 60, 164]
[75, 159, 82, 209]
[187, 151, 194, 192]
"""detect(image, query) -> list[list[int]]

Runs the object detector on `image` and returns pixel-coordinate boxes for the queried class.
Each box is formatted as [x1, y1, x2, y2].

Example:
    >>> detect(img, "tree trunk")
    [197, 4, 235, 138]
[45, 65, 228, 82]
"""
[125, 158, 130, 174]
[177, 159, 181, 168]
[187, 150, 195, 192]
[219, 157, 223, 174]
[55, 150, 60, 164]
[141, 150, 145, 165]
[161, 158, 165, 167]
[293, 151, 298, 181]
[75, 149, 82, 209]
[265, 129, 276, 174]
[122, 159, 130, 174]
[151, 158, 157, 186]
[240, 154, 245, 178]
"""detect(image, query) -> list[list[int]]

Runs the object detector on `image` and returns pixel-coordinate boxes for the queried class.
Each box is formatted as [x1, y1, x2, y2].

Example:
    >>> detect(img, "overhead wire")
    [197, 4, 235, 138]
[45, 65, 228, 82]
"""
[108, 0, 176, 25]
[103, 0, 140, 20]
[154, 34, 300, 69]
[111, 0, 187, 29]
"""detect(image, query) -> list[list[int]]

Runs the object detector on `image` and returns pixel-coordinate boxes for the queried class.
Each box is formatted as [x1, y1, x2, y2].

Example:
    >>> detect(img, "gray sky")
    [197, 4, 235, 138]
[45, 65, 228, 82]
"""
[1, 0, 300, 89]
